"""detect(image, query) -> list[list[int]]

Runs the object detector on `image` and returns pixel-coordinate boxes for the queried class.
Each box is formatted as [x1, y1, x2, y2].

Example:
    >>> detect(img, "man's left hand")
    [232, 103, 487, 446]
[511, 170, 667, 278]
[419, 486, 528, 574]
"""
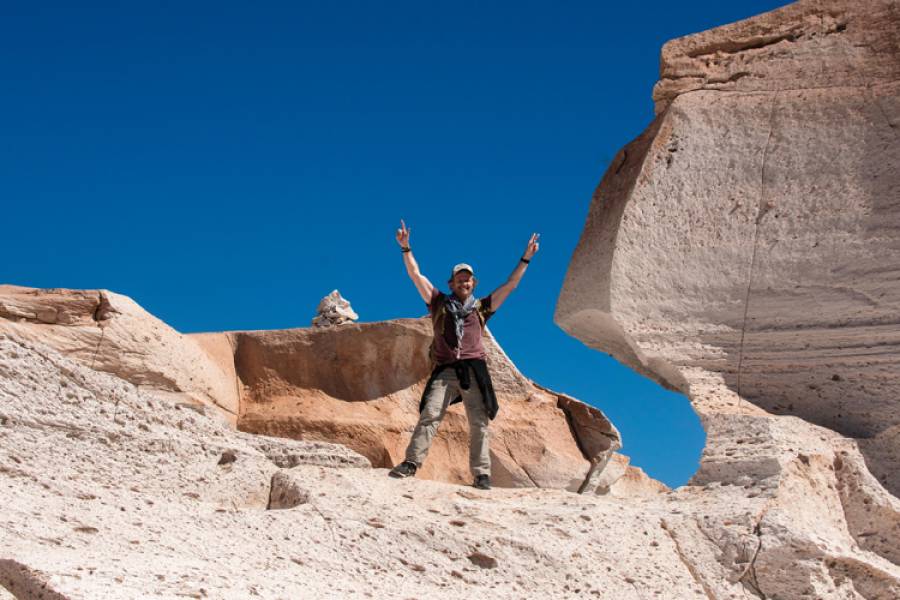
[523, 233, 540, 260]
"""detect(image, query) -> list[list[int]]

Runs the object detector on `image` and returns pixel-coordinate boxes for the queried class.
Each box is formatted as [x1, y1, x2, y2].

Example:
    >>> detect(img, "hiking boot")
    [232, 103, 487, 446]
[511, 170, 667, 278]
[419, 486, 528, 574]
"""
[473, 474, 491, 490]
[389, 461, 418, 478]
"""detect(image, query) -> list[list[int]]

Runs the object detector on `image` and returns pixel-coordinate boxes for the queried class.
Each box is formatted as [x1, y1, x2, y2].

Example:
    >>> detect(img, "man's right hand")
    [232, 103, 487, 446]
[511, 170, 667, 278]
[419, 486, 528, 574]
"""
[396, 219, 434, 303]
[396, 219, 411, 248]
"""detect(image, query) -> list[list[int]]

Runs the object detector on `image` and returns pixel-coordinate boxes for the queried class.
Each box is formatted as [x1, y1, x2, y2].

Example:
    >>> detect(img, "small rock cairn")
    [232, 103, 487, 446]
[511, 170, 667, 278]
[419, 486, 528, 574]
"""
[311, 290, 359, 328]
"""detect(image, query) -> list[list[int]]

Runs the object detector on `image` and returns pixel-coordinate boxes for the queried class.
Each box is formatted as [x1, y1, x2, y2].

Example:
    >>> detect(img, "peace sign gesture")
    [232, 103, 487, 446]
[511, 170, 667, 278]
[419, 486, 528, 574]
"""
[396, 219, 411, 248]
[523, 232, 540, 260]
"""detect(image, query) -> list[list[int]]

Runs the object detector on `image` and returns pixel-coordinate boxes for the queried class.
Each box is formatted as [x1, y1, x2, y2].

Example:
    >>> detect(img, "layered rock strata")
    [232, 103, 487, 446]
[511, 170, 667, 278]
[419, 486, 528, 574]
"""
[557, 0, 900, 596]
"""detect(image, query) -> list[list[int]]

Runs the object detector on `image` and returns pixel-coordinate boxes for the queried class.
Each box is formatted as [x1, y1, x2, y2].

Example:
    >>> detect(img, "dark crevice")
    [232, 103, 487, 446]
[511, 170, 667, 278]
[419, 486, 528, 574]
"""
[659, 521, 717, 600]
[663, 510, 770, 600]
[89, 292, 116, 372]
[706, 71, 753, 85]
[736, 520, 765, 598]
[91, 292, 108, 322]
[679, 16, 848, 62]
[534, 382, 622, 493]
[518, 463, 541, 489]
[736, 93, 779, 401]
[265, 472, 277, 510]
[693, 517, 722, 549]
[558, 398, 590, 460]
[224, 333, 244, 420]
[88, 327, 106, 371]
[734, 506, 771, 599]
[656, 79, 900, 113]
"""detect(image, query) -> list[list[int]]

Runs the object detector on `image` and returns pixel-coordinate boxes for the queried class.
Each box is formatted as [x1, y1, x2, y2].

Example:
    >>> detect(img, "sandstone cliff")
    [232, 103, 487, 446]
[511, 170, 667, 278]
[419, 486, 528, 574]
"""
[557, 0, 900, 596]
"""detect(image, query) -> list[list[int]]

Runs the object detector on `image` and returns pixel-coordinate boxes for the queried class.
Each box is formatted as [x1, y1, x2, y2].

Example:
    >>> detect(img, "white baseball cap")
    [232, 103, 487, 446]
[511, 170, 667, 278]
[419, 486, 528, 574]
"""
[451, 263, 475, 277]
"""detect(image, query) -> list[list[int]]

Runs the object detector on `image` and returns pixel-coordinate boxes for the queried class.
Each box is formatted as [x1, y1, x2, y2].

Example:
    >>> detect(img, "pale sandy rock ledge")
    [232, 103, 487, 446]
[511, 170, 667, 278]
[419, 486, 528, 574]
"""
[557, 0, 900, 596]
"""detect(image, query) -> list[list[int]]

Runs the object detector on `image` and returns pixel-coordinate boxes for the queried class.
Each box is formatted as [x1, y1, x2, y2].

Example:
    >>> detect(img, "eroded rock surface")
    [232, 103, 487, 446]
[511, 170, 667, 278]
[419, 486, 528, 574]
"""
[557, 0, 900, 596]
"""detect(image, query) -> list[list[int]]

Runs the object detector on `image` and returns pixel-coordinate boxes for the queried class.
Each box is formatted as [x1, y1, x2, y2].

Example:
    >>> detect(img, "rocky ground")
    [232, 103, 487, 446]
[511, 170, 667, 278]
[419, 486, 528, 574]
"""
[4, 327, 898, 599]
[0, 333, 704, 599]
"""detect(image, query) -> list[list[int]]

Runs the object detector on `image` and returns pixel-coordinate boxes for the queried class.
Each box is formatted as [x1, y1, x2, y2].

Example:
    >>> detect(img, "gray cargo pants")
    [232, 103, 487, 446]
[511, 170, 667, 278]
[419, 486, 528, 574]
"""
[404, 366, 491, 477]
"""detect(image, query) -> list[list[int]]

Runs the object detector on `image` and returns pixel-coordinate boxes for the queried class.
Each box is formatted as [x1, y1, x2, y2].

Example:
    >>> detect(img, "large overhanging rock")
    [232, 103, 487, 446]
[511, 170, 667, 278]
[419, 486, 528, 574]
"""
[558, 0, 900, 485]
[556, 0, 900, 596]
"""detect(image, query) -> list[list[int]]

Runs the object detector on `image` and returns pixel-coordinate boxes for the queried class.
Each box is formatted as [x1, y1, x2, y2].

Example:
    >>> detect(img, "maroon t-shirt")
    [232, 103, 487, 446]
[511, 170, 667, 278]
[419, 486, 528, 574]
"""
[427, 288, 495, 365]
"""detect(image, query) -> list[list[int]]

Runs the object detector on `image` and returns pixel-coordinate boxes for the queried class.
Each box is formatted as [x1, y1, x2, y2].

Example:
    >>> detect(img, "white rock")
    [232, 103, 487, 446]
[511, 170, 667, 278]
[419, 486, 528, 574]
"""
[311, 289, 359, 327]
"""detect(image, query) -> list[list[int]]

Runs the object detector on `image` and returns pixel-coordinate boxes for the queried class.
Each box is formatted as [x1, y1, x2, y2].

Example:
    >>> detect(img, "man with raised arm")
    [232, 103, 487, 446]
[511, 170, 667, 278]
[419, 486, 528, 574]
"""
[389, 220, 539, 490]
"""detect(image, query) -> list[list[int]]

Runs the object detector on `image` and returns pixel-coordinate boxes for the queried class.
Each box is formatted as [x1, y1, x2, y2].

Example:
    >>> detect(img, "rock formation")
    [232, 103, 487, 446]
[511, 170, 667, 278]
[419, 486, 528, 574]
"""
[0, 285, 656, 600]
[557, 0, 900, 596]
[2, 1, 899, 598]
[0, 284, 624, 493]
[311, 289, 359, 327]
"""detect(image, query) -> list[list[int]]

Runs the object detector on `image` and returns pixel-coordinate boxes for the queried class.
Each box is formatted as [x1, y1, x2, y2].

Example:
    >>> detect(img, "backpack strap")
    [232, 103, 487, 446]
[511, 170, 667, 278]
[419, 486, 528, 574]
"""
[474, 299, 486, 330]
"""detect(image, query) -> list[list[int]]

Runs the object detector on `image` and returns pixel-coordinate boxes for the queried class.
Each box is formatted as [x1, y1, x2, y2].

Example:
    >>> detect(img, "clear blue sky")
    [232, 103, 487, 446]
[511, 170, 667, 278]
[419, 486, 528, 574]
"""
[1, 1, 790, 487]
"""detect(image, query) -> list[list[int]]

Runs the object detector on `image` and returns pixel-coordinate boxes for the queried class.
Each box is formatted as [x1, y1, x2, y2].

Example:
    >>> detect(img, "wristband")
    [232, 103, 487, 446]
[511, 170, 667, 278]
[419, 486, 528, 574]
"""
[401, 247, 411, 253]
[520, 257, 530, 264]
